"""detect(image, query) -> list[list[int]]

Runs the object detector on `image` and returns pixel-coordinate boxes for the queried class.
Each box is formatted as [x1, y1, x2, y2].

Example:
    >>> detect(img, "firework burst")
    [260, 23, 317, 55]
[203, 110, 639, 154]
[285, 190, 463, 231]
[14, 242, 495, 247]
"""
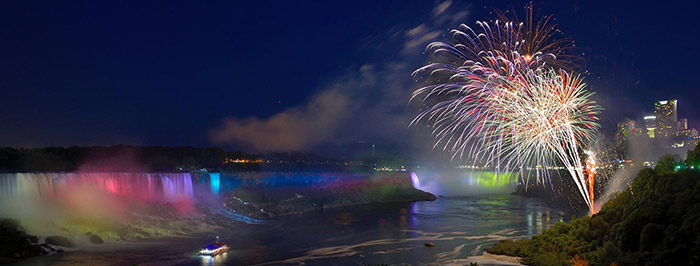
[411, 10, 601, 209]
[494, 3, 581, 70]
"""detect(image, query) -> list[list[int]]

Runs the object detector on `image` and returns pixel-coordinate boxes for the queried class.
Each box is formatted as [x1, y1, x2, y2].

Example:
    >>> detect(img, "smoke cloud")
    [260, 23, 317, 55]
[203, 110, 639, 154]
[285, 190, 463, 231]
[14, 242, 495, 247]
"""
[210, 1, 469, 154]
[210, 89, 350, 151]
[596, 135, 692, 207]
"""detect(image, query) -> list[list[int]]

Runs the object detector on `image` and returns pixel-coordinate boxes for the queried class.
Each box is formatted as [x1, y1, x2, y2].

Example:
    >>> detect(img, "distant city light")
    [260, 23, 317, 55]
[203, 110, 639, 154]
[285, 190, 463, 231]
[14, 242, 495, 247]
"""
[224, 158, 263, 164]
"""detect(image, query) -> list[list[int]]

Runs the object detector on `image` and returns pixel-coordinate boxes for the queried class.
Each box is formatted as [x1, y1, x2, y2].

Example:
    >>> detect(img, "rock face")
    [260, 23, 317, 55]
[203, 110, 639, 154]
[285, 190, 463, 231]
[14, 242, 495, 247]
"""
[45, 236, 76, 248]
[0, 219, 58, 263]
[224, 172, 437, 219]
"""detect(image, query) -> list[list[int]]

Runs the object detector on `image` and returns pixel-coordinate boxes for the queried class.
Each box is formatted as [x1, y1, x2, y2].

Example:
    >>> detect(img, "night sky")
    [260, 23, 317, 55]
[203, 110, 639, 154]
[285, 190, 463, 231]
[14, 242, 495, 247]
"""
[2, 0, 699, 155]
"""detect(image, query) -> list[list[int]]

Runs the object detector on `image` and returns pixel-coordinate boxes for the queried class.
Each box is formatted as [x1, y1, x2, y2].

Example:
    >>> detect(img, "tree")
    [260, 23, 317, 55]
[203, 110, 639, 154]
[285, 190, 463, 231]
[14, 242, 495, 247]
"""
[639, 223, 664, 251]
[181, 157, 200, 170]
[687, 144, 700, 166]
[655, 154, 680, 173]
[487, 152, 700, 265]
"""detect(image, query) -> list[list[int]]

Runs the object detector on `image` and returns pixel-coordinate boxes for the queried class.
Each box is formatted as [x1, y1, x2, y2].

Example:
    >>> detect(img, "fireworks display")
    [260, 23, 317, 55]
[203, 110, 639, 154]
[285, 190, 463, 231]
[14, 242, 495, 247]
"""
[411, 6, 601, 210]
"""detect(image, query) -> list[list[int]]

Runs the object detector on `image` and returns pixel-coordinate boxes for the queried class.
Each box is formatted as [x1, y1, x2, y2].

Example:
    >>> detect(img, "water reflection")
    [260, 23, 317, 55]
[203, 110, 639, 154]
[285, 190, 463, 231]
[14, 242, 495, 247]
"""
[17, 195, 580, 266]
[199, 251, 228, 265]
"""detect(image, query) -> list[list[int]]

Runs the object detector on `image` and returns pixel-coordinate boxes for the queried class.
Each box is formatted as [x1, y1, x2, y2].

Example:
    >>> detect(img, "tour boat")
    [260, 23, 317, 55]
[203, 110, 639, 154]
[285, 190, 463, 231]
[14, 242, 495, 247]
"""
[199, 236, 229, 256]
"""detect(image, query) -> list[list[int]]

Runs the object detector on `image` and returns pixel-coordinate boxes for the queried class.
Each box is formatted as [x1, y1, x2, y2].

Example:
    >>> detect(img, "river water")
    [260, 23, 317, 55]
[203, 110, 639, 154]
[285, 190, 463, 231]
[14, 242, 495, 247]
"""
[16, 195, 579, 266]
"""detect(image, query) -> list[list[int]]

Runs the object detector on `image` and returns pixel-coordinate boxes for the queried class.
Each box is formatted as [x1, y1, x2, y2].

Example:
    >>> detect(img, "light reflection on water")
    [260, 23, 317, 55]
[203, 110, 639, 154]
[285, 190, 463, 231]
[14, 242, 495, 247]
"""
[15, 195, 580, 266]
[200, 251, 228, 265]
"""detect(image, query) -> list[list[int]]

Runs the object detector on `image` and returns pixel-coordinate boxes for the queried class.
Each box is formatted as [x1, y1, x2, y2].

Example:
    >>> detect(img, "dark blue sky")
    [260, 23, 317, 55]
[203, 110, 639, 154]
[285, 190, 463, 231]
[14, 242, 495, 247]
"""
[2, 0, 699, 154]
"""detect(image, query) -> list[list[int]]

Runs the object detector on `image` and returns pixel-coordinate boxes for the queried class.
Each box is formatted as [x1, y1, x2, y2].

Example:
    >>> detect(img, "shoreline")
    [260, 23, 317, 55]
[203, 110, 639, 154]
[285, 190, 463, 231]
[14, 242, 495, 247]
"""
[448, 251, 524, 266]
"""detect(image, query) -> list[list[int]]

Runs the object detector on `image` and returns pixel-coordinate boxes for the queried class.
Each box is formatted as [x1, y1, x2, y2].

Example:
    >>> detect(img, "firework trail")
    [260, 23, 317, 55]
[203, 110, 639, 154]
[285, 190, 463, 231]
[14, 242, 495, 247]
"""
[584, 150, 597, 208]
[410, 8, 601, 209]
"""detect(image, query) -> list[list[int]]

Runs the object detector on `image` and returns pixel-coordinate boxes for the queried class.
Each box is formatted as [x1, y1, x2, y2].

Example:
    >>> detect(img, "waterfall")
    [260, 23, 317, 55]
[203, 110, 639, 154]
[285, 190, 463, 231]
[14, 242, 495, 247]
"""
[412, 170, 519, 196]
[0, 173, 195, 203]
[209, 173, 220, 195]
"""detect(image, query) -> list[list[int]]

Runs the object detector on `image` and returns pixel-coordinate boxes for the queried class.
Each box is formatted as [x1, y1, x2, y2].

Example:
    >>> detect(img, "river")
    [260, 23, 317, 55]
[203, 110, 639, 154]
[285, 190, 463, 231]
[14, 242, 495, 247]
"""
[15, 195, 579, 266]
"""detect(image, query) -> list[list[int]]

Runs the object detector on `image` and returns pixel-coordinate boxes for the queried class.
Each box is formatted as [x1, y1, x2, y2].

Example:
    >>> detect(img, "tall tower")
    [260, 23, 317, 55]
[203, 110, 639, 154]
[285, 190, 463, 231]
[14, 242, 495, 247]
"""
[654, 100, 677, 138]
[644, 115, 656, 139]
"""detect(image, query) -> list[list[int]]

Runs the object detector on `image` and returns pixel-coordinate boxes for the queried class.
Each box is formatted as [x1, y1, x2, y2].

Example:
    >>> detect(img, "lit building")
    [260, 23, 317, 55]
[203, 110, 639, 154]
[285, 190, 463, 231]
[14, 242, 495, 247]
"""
[616, 119, 638, 151]
[677, 118, 688, 131]
[671, 117, 698, 146]
[691, 135, 700, 146]
[676, 128, 698, 140]
[644, 115, 656, 139]
[654, 100, 677, 138]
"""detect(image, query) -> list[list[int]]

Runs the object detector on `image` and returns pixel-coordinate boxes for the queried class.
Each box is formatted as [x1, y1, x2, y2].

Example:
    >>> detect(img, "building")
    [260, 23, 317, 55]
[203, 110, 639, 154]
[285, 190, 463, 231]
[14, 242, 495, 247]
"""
[676, 128, 699, 140]
[616, 119, 638, 150]
[654, 100, 677, 138]
[670, 117, 699, 147]
[644, 115, 656, 139]
[691, 135, 700, 146]
[677, 118, 688, 131]
[675, 117, 698, 144]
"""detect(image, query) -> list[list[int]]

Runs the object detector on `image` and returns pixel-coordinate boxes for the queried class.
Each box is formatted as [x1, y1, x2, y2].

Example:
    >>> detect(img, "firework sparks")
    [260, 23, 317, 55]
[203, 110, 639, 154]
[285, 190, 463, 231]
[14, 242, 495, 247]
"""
[494, 4, 581, 70]
[584, 150, 597, 208]
[410, 9, 601, 210]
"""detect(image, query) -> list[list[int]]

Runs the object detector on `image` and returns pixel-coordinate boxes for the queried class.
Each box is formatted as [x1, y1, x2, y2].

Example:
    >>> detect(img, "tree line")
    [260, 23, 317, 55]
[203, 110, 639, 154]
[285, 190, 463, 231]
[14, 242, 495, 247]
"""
[0, 145, 253, 172]
[486, 145, 700, 265]
[0, 145, 401, 172]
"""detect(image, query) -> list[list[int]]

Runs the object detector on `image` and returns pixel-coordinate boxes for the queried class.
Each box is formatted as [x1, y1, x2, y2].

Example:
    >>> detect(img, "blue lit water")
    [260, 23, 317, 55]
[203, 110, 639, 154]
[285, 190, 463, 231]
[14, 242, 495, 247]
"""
[17, 195, 579, 266]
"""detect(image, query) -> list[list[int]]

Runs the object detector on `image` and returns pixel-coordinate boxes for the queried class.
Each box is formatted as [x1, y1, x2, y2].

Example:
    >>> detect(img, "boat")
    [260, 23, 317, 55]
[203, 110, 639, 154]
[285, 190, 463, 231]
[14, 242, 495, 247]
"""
[199, 236, 229, 256]
[424, 242, 436, 247]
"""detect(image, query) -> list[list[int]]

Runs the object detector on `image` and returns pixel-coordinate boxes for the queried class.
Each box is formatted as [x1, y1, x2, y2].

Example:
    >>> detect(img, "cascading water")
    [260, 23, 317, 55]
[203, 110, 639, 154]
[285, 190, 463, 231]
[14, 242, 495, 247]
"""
[0, 172, 232, 239]
[411, 170, 519, 197]
[0, 173, 194, 203]
[0, 172, 273, 229]
[209, 172, 220, 195]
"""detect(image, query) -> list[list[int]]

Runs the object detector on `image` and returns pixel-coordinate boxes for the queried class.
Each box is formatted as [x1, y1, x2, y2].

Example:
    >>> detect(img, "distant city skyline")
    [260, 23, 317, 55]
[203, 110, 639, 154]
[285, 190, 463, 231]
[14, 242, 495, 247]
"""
[616, 98, 699, 157]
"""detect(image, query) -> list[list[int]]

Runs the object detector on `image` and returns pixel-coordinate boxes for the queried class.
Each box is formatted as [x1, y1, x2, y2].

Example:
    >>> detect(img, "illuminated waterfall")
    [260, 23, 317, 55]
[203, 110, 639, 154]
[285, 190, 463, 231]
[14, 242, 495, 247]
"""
[0, 173, 194, 202]
[411, 170, 519, 196]
[209, 173, 221, 195]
